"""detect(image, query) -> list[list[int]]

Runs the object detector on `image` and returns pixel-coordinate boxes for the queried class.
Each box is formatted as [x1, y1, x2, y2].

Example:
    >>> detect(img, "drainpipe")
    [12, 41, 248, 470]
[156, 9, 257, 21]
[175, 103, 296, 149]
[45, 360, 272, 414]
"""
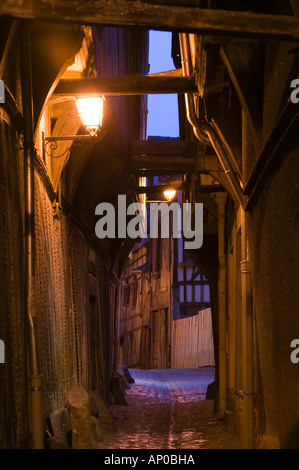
[168, 211, 173, 368]
[211, 192, 227, 420]
[113, 283, 121, 373]
[178, 33, 243, 207]
[240, 208, 254, 448]
[21, 22, 44, 449]
[179, 33, 211, 146]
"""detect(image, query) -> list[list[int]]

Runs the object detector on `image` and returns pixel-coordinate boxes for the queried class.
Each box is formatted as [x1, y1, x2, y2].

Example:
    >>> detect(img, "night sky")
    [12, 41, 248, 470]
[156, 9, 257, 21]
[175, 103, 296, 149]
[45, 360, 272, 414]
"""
[147, 31, 179, 138]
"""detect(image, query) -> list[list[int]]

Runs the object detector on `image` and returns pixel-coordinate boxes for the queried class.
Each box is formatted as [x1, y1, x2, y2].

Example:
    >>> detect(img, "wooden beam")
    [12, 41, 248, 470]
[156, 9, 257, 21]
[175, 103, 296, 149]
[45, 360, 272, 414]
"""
[0, 2, 299, 41]
[148, 69, 183, 78]
[128, 140, 223, 173]
[138, 181, 185, 193]
[244, 97, 299, 211]
[135, 169, 188, 176]
[131, 153, 222, 173]
[128, 139, 197, 157]
[131, 155, 194, 171]
[54, 74, 197, 96]
[220, 43, 262, 146]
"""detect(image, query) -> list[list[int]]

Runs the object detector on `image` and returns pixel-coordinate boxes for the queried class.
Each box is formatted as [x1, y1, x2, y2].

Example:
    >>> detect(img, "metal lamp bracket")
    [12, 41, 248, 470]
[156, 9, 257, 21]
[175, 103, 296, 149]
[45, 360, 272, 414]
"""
[42, 133, 98, 159]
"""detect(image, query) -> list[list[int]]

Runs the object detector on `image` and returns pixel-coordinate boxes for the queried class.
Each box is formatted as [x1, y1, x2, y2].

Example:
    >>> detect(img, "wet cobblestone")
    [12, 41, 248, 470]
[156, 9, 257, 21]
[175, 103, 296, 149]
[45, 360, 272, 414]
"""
[97, 368, 241, 450]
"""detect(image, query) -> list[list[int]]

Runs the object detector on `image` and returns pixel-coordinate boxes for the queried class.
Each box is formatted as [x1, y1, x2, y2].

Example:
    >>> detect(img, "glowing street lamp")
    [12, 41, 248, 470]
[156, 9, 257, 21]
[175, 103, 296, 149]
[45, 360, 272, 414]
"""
[43, 95, 105, 158]
[164, 189, 176, 202]
[76, 96, 104, 137]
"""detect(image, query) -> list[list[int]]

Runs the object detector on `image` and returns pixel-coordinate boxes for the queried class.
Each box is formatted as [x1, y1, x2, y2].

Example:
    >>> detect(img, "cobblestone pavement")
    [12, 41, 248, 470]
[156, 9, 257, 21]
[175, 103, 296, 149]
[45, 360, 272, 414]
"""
[97, 368, 241, 450]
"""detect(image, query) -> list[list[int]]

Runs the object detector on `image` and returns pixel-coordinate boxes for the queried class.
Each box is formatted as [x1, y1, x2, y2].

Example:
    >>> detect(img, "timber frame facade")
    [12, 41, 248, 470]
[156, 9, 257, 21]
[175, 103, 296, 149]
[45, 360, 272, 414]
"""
[0, 0, 299, 450]
[118, 228, 212, 370]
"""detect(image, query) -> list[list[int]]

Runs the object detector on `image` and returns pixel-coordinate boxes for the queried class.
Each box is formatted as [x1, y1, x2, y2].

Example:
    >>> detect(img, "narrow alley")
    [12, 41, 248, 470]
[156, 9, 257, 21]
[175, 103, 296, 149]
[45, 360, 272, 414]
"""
[97, 368, 241, 450]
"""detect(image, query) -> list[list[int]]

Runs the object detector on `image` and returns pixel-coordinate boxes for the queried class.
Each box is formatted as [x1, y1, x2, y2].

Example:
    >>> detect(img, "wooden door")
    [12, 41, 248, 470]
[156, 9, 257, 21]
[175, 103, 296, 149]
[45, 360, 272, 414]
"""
[152, 308, 168, 369]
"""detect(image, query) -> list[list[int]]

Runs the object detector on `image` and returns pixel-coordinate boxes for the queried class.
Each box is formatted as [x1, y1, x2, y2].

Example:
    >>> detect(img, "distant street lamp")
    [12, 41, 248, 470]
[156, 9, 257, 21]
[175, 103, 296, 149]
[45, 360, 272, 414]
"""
[164, 189, 176, 202]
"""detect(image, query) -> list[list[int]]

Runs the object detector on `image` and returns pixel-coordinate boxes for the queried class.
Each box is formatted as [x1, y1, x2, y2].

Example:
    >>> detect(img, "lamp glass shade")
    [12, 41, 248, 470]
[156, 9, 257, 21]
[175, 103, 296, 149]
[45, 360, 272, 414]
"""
[164, 189, 176, 201]
[76, 96, 104, 135]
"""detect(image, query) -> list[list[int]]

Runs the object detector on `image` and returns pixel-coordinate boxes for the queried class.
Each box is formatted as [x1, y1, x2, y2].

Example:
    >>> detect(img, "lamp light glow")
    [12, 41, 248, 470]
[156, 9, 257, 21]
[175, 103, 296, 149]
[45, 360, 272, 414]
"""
[76, 96, 104, 136]
[164, 189, 176, 202]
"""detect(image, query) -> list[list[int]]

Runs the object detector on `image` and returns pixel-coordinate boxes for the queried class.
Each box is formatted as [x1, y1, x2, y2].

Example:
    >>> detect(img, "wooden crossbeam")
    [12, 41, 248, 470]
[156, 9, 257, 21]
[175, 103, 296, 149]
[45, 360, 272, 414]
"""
[127, 139, 223, 176]
[128, 140, 222, 173]
[0, 2, 299, 41]
[244, 98, 299, 211]
[131, 155, 223, 173]
[220, 43, 262, 146]
[138, 181, 185, 193]
[128, 139, 197, 157]
[136, 169, 189, 176]
[54, 74, 197, 96]
[129, 140, 195, 171]
[131, 155, 194, 171]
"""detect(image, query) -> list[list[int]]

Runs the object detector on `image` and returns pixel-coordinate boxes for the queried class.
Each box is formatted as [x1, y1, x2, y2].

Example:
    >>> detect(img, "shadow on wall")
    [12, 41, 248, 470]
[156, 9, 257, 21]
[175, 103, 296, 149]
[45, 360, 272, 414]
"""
[284, 421, 299, 449]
